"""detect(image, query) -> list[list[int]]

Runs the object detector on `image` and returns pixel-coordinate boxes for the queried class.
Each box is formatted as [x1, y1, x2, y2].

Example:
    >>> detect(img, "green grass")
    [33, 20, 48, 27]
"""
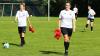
[0, 17, 100, 56]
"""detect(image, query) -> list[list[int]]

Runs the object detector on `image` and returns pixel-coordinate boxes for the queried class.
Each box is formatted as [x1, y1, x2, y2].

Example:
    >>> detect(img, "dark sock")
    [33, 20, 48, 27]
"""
[91, 27, 93, 31]
[21, 37, 25, 45]
[85, 24, 88, 28]
[64, 42, 69, 53]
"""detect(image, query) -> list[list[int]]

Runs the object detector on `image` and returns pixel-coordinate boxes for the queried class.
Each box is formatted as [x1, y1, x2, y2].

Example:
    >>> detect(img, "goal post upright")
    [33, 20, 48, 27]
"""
[10, 4, 13, 17]
[48, 0, 50, 21]
[2, 4, 5, 17]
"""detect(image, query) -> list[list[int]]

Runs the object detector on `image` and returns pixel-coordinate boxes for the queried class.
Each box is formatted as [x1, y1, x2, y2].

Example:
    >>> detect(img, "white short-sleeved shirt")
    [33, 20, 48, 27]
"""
[88, 9, 95, 19]
[73, 7, 78, 13]
[16, 10, 29, 27]
[59, 10, 75, 28]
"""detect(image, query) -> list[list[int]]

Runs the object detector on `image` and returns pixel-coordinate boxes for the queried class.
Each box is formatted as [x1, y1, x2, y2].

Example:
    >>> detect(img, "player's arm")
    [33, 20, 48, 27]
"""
[26, 11, 31, 25]
[93, 10, 96, 15]
[58, 11, 62, 29]
[90, 10, 96, 16]
[58, 19, 61, 29]
[15, 11, 18, 23]
[27, 17, 31, 24]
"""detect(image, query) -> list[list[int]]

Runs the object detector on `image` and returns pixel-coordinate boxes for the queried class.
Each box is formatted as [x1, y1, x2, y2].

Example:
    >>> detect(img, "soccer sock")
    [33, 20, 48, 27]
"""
[85, 24, 88, 28]
[91, 27, 93, 31]
[64, 42, 69, 53]
[21, 37, 25, 44]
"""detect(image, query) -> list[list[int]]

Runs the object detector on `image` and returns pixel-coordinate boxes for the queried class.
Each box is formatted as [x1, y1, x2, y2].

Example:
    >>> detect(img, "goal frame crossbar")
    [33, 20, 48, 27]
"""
[0, 3, 20, 17]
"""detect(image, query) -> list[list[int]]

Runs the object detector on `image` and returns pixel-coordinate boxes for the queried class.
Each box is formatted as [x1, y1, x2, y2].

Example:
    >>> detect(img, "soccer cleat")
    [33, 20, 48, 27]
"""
[20, 40, 25, 47]
[64, 53, 68, 56]
[20, 44, 23, 47]
[20, 42, 25, 47]
[64, 50, 68, 56]
[91, 31, 93, 32]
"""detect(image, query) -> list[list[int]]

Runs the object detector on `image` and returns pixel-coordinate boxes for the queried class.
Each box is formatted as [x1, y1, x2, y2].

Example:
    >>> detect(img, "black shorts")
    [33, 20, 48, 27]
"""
[18, 26, 26, 33]
[88, 18, 94, 22]
[60, 27, 73, 37]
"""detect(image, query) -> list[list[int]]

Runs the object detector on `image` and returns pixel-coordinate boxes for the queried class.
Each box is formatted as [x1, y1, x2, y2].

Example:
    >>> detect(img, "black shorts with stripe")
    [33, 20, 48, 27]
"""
[18, 26, 26, 33]
[60, 27, 73, 37]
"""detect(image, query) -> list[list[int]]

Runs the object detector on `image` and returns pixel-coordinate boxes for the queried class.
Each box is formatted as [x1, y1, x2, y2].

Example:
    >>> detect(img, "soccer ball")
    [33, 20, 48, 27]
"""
[3, 42, 9, 48]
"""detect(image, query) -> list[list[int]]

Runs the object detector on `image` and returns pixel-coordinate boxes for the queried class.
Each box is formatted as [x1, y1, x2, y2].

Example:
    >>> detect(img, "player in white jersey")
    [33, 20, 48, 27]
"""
[59, 2, 75, 56]
[73, 5, 78, 20]
[15, 3, 30, 47]
[84, 5, 96, 32]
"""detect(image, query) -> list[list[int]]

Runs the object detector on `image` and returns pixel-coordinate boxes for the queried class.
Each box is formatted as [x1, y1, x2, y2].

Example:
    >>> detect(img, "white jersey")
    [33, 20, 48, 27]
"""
[73, 7, 78, 13]
[16, 10, 29, 27]
[88, 9, 95, 19]
[59, 10, 75, 28]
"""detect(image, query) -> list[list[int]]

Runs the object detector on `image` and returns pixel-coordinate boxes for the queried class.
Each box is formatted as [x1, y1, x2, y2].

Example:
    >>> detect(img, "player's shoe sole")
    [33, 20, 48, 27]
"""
[64, 53, 68, 56]
[91, 31, 93, 32]
[64, 52, 68, 56]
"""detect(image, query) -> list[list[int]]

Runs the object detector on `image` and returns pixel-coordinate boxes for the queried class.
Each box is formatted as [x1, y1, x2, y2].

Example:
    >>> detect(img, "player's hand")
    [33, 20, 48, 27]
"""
[58, 27, 61, 30]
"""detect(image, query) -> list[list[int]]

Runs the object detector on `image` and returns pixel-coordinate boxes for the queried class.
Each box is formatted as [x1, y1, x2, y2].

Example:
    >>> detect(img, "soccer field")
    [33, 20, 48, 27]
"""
[0, 17, 100, 56]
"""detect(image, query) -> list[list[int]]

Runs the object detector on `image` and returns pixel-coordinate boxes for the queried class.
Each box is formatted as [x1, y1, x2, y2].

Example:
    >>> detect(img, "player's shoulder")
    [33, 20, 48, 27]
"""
[90, 9, 94, 11]
[24, 10, 28, 13]
[60, 10, 69, 13]
[59, 10, 65, 14]
[17, 10, 20, 13]
[60, 10, 66, 12]
[60, 10, 74, 13]
[70, 10, 75, 13]
[25, 10, 28, 12]
[70, 10, 73, 12]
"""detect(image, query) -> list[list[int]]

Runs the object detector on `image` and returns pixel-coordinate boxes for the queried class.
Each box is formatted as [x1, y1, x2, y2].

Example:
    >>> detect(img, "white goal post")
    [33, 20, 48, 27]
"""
[0, 3, 20, 17]
[0, 2, 50, 21]
[48, 0, 50, 21]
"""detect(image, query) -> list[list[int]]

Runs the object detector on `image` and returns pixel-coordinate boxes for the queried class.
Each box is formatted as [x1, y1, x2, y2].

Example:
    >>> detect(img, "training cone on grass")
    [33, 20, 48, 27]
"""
[29, 24, 35, 33]
[54, 28, 61, 40]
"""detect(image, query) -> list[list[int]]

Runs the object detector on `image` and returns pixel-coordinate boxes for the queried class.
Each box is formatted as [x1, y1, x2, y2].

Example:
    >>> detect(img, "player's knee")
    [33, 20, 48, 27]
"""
[90, 22, 93, 26]
[22, 33, 25, 37]
[64, 36, 69, 42]
[87, 20, 90, 24]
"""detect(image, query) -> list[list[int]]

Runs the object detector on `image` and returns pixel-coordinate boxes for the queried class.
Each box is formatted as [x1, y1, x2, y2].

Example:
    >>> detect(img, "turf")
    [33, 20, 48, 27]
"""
[0, 17, 100, 56]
